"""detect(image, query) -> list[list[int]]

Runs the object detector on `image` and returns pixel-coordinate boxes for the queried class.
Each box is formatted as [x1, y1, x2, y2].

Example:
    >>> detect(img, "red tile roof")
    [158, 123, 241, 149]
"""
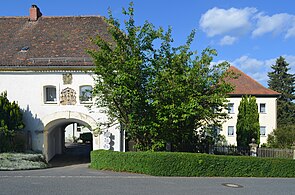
[0, 14, 111, 70]
[227, 66, 280, 97]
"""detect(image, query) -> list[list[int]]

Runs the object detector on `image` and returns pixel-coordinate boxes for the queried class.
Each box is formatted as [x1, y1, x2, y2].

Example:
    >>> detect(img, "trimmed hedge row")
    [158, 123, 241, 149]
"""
[91, 150, 295, 177]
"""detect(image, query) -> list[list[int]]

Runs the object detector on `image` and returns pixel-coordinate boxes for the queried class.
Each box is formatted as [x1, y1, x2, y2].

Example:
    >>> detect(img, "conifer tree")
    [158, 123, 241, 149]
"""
[268, 56, 295, 126]
[0, 91, 25, 152]
[236, 96, 260, 148]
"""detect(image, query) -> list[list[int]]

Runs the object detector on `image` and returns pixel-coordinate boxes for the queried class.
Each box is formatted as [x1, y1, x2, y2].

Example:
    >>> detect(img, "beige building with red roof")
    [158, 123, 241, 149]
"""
[223, 66, 280, 145]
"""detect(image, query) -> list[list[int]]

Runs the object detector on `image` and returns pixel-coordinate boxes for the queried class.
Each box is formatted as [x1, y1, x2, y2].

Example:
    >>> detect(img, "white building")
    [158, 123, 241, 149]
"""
[222, 66, 280, 145]
[0, 5, 124, 161]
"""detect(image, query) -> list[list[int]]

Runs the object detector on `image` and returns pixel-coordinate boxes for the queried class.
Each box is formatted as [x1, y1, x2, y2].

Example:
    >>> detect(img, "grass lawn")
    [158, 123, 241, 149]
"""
[0, 152, 48, 170]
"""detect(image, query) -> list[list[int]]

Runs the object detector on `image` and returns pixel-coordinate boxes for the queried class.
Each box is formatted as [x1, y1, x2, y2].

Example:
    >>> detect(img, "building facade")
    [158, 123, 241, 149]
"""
[0, 5, 124, 161]
[221, 66, 280, 145]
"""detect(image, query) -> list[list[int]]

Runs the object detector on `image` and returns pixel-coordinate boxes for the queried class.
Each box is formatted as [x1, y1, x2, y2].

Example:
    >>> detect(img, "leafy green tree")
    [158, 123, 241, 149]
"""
[148, 29, 234, 151]
[0, 91, 25, 152]
[236, 96, 260, 148]
[268, 56, 295, 126]
[88, 3, 234, 151]
[88, 3, 163, 150]
[267, 125, 295, 148]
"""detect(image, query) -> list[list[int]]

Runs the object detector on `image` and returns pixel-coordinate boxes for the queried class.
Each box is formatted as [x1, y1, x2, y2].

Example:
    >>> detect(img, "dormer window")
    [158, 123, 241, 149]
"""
[20, 46, 29, 52]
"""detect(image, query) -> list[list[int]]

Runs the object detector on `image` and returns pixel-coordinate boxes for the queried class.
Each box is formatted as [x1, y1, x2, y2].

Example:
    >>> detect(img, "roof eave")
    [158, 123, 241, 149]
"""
[228, 93, 281, 98]
[0, 65, 95, 72]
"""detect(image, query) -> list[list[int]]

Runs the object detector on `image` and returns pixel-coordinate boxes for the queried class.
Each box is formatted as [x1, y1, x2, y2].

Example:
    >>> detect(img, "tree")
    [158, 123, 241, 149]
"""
[88, 3, 235, 151]
[0, 91, 25, 152]
[267, 125, 295, 148]
[236, 96, 260, 148]
[88, 3, 163, 150]
[147, 29, 234, 151]
[268, 56, 295, 126]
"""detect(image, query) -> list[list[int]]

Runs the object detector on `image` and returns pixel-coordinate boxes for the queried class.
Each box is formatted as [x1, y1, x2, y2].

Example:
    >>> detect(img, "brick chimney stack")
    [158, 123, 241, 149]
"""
[29, 5, 42, 21]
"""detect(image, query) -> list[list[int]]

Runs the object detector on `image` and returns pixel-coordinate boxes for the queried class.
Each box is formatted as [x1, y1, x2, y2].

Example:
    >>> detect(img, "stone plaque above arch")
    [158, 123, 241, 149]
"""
[60, 87, 76, 105]
[63, 73, 72, 85]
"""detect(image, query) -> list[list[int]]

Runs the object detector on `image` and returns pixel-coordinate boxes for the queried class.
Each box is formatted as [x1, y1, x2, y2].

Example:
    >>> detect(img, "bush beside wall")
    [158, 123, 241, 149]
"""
[91, 150, 295, 177]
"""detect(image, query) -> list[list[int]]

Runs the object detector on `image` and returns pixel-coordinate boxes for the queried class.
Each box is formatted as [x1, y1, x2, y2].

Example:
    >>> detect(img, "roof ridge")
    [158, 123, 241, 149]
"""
[0, 15, 104, 19]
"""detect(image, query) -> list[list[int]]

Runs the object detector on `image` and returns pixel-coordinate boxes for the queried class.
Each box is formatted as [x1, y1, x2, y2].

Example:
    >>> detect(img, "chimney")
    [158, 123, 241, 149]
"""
[29, 5, 42, 21]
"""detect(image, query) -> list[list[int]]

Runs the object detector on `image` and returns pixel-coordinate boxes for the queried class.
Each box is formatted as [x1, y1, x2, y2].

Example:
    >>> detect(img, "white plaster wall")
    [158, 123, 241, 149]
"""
[221, 97, 277, 146]
[0, 71, 121, 155]
[256, 97, 277, 144]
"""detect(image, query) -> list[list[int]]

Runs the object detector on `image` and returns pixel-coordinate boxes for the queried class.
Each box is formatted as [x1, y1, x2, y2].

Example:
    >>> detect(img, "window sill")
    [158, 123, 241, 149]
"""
[44, 102, 57, 104]
[80, 101, 93, 105]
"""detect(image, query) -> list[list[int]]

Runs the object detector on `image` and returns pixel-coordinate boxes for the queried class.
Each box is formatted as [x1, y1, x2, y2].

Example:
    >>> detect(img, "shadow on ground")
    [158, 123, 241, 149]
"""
[49, 142, 92, 167]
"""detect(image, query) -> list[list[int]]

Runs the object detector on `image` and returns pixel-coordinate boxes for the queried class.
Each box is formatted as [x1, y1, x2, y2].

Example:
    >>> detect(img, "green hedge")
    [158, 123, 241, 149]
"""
[90, 150, 295, 177]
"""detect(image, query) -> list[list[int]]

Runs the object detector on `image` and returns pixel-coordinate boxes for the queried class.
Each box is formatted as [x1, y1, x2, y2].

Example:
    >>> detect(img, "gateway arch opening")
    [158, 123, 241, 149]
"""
[43, 112, 99, 166]
[53, 123, 92, 167]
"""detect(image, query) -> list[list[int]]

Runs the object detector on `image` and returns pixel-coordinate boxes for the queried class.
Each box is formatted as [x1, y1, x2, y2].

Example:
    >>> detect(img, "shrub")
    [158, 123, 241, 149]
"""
[0, 91, 25, 152]
[267, 125, 295, 148]
[91, 150, 295, 177]
[0, 153, 48, 170]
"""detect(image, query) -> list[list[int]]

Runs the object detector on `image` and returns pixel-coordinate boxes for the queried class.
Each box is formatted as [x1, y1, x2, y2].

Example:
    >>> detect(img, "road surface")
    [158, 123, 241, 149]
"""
[0, 163, 294, 195]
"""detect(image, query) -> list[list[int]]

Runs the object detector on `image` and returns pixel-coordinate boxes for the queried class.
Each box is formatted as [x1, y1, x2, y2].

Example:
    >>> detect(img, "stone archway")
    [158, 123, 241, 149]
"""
[42, 111, 99, 161]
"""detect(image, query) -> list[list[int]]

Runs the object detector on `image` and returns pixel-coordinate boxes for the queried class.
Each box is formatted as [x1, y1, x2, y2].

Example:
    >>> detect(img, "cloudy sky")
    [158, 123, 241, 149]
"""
[1, 0, 295, 86]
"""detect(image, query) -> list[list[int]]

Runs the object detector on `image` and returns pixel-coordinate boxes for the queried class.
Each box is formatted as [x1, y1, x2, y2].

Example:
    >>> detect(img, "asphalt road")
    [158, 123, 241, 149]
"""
[0, 163, 295, 195]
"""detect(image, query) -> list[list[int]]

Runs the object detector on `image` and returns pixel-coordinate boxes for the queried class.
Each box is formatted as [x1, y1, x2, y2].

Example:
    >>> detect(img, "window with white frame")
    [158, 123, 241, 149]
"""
[80, 85, 93, 103]
[259, 103, 266, 113]
[44, 86, 57, 103]
[260, 126, 266, 136]
[228, 126, 234, 136]
[228, 103, 234, 114]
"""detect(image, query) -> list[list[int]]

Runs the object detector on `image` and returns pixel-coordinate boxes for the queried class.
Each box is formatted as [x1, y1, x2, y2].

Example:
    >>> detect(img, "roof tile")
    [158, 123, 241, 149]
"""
[227, 66, 280, 96]
[0, 15, 110, 68]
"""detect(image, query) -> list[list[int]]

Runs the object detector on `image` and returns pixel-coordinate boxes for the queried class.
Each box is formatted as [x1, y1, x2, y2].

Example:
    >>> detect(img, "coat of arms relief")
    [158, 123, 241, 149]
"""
[60, 87, 76, 105]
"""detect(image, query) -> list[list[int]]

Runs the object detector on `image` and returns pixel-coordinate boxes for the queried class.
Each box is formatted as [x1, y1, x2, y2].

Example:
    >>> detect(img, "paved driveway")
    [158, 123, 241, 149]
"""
[0, 163, 295, 195]
[48, 142, 92, 167]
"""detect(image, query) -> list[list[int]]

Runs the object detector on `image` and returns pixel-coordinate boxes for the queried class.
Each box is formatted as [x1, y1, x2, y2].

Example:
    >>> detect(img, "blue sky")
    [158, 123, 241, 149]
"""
[1, 0, 295, 86]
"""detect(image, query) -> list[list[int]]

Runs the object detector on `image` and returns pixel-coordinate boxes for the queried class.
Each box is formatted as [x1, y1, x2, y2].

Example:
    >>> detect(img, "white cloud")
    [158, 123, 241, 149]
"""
[200, 7, 295, 40]
[285, 26, 295, 38]
[252, 13, 295, 37]
[231, 56, 265, 71]
[230, 56, 271, 86]
[219, 35, 237, 45]
[283, 55, 295, 73]
[199, 7, 257, 37]
[228, 55, 295, 86]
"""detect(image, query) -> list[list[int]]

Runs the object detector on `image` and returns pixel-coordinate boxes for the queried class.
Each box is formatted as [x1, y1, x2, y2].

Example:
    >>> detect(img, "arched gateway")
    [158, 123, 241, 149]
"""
[42, 111, 100, 161]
